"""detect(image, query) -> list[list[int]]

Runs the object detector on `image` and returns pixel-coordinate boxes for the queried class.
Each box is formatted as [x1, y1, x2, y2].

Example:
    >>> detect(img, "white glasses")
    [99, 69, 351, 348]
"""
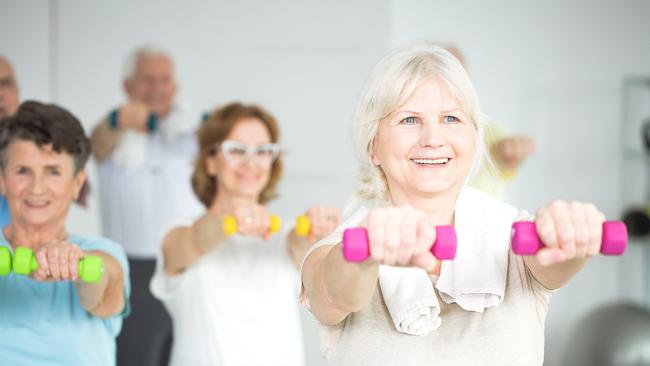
[214, 140, 281, 166]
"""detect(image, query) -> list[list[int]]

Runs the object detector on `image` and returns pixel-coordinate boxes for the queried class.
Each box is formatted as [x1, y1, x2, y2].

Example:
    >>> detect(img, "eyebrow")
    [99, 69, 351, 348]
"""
[393, 110, 421, 116]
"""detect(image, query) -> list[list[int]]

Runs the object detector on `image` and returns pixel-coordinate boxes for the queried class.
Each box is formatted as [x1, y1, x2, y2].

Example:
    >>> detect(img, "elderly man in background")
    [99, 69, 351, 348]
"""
[0, 56, 20, 228]
[0, 56, 19, 120]
[91, 46, 203, 366]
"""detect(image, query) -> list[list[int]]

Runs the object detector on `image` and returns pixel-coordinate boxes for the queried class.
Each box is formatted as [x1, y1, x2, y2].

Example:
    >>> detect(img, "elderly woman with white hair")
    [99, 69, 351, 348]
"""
[300, 43, 615, 365]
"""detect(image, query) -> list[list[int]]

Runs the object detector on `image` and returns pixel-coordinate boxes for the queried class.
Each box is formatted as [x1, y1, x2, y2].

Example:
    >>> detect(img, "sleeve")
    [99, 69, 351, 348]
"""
[77, 236, 132, 337]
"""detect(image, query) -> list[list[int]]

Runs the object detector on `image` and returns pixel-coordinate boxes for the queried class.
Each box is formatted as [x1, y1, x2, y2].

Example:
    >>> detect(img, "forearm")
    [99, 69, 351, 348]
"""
[304, 244, 378, 325]
[91, 120, 123, 162]
[75, 251, 125, 318]
[287, 232, 311, 268]
[524, 256, 588, 290]
[163, 212, 225, 275]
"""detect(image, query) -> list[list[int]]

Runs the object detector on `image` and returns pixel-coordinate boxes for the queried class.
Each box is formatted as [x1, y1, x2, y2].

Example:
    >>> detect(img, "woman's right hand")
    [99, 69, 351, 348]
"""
[231, 204, 274, 239]
[363, 206, 439, 272]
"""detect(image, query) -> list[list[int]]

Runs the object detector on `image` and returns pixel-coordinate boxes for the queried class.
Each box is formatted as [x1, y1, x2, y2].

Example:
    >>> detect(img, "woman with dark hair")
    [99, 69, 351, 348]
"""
[151, 102, 339, 366]
[0, 101, 130, 365]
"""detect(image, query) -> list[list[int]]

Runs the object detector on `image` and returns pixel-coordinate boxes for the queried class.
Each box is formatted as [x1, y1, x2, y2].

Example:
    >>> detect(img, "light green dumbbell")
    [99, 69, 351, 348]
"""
[0, 246, 11, 276]
[13, 247, 104, 283]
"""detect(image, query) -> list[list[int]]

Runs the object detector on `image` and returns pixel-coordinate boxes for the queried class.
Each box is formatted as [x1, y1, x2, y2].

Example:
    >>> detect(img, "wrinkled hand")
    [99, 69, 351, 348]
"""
[493, 135, 535, 170]
[118, 102, 150, 132]
[32, 240, 85, 282]
[233, 204, 273, 239]
[303, 206, 340, 243]
[534, 200, 606, 266]
[363, 206, 439, 272]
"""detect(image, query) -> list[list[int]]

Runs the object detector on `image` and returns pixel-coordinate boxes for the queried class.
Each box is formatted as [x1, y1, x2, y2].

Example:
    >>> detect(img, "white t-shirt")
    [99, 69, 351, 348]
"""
[97, 105, 204, 258]
[150, 225, 305, 366]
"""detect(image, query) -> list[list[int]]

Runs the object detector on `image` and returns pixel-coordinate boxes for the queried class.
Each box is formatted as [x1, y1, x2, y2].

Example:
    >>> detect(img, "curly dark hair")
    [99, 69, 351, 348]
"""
[0, 100, 91, 173]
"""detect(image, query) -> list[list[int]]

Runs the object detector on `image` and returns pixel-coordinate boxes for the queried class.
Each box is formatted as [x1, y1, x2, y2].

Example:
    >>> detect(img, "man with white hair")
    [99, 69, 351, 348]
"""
[91, 46, 203, 366]
[0, 56, 19, 120]
[0, 55, 20, 227]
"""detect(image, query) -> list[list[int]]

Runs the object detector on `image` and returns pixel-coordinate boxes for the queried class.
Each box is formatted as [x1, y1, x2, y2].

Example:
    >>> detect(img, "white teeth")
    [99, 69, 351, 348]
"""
[26, 200, 48, 206]
[411, 158, 449, 165]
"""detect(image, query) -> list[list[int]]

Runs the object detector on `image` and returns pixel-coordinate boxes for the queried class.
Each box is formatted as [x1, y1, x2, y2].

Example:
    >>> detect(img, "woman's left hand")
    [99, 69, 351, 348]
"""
[303, 206, 340, 243]
[534, 200, 606, 266]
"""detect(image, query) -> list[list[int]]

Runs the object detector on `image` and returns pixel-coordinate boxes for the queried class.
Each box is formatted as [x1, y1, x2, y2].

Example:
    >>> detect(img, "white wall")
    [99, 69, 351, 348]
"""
[388, 0, 650, 365]
[1, 1, 389, 365]
[3, 0, 650, 365]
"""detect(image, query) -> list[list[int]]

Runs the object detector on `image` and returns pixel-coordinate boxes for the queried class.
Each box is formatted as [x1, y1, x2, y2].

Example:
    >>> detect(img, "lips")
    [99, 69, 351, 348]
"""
[24, 199, 50, 208]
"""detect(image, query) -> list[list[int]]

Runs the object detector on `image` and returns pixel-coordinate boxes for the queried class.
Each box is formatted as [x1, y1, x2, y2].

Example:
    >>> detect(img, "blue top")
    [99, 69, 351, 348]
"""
[0, 196, 10, 229]
[0, 232, 131, 366]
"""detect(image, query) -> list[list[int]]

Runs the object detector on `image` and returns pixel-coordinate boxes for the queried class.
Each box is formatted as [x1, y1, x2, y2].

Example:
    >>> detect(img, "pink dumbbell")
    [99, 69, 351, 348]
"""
[511, 221, 628, 256]
[341, 226, 457, 262]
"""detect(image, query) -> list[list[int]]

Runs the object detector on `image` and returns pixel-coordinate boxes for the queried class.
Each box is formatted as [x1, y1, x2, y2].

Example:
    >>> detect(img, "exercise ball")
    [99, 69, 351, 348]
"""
[565, 302, 650, 366]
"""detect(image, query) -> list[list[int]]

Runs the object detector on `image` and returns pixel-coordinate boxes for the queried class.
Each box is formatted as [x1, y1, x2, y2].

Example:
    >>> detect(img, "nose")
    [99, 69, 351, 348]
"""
[28, 173, 47, 195]
[419, 120, 445, 148]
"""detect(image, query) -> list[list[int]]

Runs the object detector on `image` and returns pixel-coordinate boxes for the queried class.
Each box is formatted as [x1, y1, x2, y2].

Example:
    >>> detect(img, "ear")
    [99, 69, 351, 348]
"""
[370, 143, 380, 166]
[123, 79, 132, 98]
[72, 170, 87, 201]
[205, 154, 218, 177]
[0, 172, 6, 196]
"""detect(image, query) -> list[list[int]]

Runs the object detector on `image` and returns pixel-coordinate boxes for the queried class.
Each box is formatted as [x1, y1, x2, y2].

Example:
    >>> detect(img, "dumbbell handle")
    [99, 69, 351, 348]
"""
[341, 226, 457, 262]
[294, 215, 311, 237]
[511, 221, 627, 256]
[12, 247, 104, 283]
[222, 214, 282, 236]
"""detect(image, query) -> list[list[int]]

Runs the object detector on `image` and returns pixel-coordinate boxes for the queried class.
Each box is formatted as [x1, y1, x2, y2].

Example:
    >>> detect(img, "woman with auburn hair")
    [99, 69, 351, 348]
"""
[151, 102, 340, 366]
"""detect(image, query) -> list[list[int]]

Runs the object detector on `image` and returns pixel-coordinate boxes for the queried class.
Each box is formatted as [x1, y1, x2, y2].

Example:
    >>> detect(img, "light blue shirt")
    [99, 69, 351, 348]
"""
[0, 232, 131, 366]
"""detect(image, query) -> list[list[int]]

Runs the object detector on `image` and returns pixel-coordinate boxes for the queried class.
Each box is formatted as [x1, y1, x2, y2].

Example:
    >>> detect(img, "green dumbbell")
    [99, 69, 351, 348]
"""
[12, 247, 104, 283]
[0, 246, 11, 276]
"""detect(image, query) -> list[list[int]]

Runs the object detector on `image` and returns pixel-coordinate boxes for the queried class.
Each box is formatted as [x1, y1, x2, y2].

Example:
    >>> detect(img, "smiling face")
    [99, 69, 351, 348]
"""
[124, 54, 176, 117]
[0, 140, 85, 228]
[207, 117, 275, 202]
[0, 58, 19, 119]
[371, 77, 476, 203]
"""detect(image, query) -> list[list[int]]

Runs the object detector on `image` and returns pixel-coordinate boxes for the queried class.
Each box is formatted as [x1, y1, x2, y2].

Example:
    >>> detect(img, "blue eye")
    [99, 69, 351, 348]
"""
[400, 116, 418, 125]
[443, 115, 460, 124]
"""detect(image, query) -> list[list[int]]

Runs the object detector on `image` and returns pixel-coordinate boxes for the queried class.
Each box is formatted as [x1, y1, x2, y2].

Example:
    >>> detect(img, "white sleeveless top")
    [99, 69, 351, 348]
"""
[152, 227, 304, 366]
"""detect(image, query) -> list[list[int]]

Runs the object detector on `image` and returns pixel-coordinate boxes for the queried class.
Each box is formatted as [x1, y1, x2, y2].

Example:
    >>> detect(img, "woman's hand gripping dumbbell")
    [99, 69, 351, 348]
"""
[294, 206, 340, 242]
[510, 201, 627, 266]
[339, 207, 457, 271]
[12, 245, 104, 283]
[511, 221, 627, 256]
[222, 205, 282, 239]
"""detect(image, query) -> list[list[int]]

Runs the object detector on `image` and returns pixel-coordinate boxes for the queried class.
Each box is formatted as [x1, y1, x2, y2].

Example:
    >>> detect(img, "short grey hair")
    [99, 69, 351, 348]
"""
[351, 42, 489, 206]
[122, 45, 174, 81]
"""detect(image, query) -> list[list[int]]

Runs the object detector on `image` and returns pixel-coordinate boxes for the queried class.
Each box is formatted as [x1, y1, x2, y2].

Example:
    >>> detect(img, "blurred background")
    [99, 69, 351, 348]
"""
[2, 0, 650, 365]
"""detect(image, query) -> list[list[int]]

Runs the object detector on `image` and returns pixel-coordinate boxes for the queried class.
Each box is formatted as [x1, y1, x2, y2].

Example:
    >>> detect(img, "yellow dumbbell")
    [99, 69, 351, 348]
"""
[294, 215, 311, 237]
[222, 215, 282, 236]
